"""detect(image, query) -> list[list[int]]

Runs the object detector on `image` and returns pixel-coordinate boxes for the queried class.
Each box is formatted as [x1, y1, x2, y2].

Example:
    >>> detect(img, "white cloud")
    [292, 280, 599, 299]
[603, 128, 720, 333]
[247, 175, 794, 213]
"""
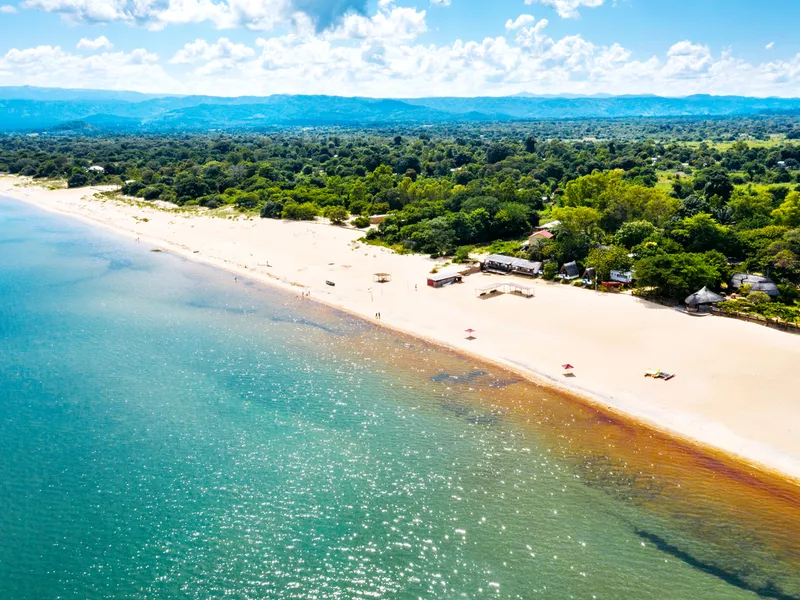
[20, 0, 369, 30]
[77, 36, 113, 50]
[505, 14, 535, 31]
[171, 37, 256, 74]
[524, 0, 604, 19]
[0, 4, 18, 12]
[325, 1, 426, 43]
[430, 0, 450, 5]
[766, 42, 775, 50]
[0, 45, 173, 91]
[662, 40, 712, 78]
[3, 5, 800, 99]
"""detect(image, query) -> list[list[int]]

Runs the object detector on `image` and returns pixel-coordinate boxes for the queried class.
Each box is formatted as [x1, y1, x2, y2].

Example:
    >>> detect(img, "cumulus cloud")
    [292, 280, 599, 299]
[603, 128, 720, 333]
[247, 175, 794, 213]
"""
[505, 14, 535, 30]
[0, 45, 172, 91]
[77, 36, 113, 50]
[21, 0, 368, 31]
[326, 1, 426, 42]
[766, 42, 775, 50]
[524, 0, 604, 19]
[0, 4, 18, 12]
[3, 5, 800, 99]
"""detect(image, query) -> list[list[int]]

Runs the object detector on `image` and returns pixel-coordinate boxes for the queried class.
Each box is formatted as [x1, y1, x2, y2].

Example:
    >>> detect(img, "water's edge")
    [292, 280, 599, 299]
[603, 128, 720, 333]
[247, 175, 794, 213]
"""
[2, 188, 799, 490]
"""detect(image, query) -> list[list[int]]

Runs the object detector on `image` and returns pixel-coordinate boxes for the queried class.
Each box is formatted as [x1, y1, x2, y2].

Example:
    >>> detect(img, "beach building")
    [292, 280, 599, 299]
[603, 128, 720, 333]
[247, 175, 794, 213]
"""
[427, 271, 463, 288]
[369, 214, 389, 225]
[685, 286, 724, 313]
[610, 270, 635, 284]
[731, 273, 779, 299]
[482, 254, 542, 277]
[559, 261, 580, 280]
[86, 165, 105, 173]
[582, 267, 596, 286]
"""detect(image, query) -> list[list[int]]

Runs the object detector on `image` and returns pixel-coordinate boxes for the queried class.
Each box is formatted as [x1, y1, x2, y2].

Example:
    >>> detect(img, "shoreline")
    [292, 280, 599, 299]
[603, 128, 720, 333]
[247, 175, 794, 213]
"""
[2, 175, 800, 485]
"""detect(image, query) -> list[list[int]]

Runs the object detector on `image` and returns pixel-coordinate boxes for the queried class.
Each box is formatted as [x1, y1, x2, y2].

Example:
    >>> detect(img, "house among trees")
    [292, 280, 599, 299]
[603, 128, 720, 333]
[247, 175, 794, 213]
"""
[685, 286, 724, 313]
[86, 165, 105, 173]
[482, 254, 542, 277]
[559, 261, 580, 280]
[527, 230, 554, 243]
[582, 267, 596, 285]
[731, 273, 780, 299]
[534, 220, 560, 232]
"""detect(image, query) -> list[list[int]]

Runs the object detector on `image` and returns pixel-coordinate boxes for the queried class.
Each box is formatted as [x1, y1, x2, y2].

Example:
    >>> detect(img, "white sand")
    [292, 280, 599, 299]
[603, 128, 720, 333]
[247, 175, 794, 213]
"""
[3, 175, 800, 481]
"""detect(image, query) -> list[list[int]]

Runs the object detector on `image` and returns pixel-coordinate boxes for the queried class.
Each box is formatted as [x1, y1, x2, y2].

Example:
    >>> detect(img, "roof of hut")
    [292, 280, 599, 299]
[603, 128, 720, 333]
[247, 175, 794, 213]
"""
[560, 261, 580, 279]
[685, 286, 724, 306]
[731, 273, 779, 297]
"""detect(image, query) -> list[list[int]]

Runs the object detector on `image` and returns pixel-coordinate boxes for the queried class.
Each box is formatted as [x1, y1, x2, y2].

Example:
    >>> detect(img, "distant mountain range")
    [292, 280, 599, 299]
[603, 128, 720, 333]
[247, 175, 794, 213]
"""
[2, 86, 800, 132]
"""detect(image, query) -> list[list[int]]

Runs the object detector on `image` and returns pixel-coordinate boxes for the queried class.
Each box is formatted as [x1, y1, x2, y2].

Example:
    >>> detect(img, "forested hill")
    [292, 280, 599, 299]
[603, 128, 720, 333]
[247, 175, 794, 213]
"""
[3, 87, 800, 132]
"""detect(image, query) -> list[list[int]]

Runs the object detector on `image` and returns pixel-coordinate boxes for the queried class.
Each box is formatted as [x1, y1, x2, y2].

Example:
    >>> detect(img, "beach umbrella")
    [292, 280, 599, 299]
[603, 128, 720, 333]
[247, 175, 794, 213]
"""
[562, 363, 574, 370]
[465, 328, 476, 333]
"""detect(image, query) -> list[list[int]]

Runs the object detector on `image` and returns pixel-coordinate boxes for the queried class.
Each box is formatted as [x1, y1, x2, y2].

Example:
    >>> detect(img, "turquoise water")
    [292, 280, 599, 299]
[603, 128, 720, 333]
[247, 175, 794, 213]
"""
[1, 197, 798, 599]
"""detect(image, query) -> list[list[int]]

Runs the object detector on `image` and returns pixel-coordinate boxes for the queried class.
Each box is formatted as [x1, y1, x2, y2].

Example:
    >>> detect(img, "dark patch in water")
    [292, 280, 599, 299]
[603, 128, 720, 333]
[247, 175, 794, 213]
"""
[269, 314, 342, 335]
[576, 453, 665, 504]
[488, 378, 520, 388]
[186, 300, 258, 316]
[430, 370, 487, 384]
[439, 399, 472, 417]
[466, 412, 502, 426]
[634, 529, 799, 600]
[0, 237, 28, 245]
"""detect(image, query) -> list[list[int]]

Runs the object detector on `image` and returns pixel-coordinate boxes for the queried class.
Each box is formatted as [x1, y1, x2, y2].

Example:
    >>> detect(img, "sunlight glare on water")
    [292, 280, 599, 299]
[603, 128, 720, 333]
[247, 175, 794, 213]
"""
[1, 198, 798, 600]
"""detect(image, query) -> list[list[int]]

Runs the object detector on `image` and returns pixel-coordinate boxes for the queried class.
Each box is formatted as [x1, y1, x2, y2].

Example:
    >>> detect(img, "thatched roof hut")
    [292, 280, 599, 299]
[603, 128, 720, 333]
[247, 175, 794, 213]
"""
[731, 273, 779, 299]
[685, 286, 724, 308]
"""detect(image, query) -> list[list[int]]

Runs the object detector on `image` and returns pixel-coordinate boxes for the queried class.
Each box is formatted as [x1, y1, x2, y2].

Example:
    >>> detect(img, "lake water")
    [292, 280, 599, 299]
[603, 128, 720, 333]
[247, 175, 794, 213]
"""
[1, 197, 799, 600]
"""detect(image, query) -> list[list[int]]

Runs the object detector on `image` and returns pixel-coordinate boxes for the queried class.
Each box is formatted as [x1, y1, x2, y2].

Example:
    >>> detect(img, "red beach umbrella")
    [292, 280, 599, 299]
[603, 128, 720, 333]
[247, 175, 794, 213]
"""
[465, 328, 476, 333]
[562, 364, 574, 370]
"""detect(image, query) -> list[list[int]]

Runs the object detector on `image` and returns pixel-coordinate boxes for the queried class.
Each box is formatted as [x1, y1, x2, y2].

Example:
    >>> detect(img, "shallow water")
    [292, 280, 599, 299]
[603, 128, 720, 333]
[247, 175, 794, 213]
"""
[1, 197, 799, 599]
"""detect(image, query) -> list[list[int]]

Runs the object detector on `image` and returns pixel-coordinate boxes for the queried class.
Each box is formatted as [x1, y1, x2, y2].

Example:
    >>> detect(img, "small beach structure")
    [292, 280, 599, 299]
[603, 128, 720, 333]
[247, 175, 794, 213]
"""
[482, 254, 543, 277]
[427, 271, 463, 288]
[373, 273, 392, 283]
[86, 165, 105, 173]
[610, 269, 635, 284]
[475, 282, 535, 298]
[581, 267, 596, 286]
[559, 261, 580, 280]
[730, 273, 779, 299]
[685, 286, 724, 312]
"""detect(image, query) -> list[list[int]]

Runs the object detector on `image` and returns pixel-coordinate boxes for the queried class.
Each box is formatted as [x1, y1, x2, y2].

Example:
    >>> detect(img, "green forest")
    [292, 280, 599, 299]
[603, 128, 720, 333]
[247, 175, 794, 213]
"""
[2, 120, 800, 322]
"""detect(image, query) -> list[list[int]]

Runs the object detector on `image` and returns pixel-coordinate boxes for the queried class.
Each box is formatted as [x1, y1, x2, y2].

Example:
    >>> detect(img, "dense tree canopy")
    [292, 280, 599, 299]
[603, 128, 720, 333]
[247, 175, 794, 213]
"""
[2, 122, 800, 308]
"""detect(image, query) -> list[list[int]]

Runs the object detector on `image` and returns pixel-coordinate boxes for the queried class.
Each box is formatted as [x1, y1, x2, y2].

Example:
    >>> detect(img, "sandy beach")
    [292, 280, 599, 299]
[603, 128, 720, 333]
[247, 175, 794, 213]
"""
[3, 175, 800, 481]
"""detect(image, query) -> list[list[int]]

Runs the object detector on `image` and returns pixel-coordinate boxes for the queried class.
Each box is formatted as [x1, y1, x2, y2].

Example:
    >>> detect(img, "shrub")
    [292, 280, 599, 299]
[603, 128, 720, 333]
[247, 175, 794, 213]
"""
[260, 200, 283, 218]
[748, 291, 771, 305]
[142, 186, 162, 201]
[353, 215, 371, 228]
[282, 202, 319, 220]
[67, 172, 88, 188]
[322, 205, 349, 225]
[543, 262, 558, 280]
[454, 246, 473, 263]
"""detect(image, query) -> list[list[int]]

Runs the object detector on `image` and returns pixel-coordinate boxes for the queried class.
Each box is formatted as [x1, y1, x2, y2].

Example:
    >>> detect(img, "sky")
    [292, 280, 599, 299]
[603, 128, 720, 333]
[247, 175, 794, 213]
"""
[1, 0, 800, 97]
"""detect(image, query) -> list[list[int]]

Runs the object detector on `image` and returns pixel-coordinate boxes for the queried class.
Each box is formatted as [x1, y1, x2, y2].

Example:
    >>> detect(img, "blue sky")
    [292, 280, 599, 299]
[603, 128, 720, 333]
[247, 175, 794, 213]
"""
[0, 0, 799, 97]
